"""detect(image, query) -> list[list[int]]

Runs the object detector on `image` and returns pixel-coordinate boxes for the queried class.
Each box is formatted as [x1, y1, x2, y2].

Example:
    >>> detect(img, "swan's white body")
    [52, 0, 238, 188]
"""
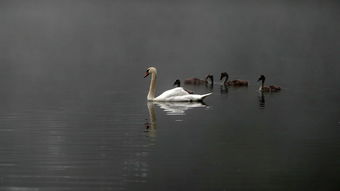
[145, 67, 212, 102]
[154, 87, 211, 102]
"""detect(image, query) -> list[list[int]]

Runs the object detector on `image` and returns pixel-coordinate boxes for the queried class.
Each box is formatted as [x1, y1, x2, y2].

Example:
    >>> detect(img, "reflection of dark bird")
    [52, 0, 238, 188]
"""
[173, 79, 194, 94]
[184, 74, 214, 85]
[220, 72, 248, 86]
[258, 92, 265, 108]
[257, 75, 281, 92]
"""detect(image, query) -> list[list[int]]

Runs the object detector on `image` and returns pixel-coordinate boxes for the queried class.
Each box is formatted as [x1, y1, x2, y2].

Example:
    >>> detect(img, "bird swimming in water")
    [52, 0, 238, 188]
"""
[220, 72, 248, 86]
[184, 74, 214, 85]
[257, 75, 281, 92]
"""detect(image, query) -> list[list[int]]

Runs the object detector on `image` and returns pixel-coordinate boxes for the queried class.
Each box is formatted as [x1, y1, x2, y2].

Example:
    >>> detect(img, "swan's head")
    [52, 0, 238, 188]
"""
[144, 67, 157, 78]
[257, 75, 266, 82]
[173, 79, 181, 87]
[220, 72, 229, 81]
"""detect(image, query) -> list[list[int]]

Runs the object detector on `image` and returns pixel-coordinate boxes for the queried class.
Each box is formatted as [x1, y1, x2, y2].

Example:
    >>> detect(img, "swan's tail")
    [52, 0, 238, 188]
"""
[199, 92, 212, 101]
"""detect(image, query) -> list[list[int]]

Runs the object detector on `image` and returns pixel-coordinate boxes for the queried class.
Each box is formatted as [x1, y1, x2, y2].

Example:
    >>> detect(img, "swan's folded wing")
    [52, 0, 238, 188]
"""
[154, 87, 189, 100]
[155, 93, 212, 102]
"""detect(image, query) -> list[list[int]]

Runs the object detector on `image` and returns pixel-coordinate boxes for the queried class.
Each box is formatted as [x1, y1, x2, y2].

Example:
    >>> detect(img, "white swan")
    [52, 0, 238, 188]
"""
[144, 67, 212, 102]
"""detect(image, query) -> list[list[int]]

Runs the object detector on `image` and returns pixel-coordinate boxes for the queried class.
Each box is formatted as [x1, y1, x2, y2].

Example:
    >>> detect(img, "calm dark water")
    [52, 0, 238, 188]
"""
[0, 1, 339, 190]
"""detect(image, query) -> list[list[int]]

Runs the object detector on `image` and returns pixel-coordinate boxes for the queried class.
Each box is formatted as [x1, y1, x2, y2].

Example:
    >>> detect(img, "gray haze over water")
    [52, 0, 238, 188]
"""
[0, 0, 339, 190]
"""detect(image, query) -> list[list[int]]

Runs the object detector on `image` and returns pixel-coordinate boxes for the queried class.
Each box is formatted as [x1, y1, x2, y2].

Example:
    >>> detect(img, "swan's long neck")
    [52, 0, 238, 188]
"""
[147, 72, 157, 101]
[223, 76, 228, 84]
[259, 79, 265, 91]
[221, 75, 228, 84]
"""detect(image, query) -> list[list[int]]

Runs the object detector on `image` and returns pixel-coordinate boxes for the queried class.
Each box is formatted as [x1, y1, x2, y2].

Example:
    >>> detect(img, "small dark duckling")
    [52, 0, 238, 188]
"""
[173, 79, 194, 94]
[184, 74, 214, 85]
[220, 72, 248, 86]
[257, 75, 281, 92]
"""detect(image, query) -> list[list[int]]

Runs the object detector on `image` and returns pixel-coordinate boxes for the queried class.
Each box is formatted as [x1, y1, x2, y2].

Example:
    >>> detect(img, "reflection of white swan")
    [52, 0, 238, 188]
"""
[154, 102, 207, 116]
[145, 102, 207, 135]
[145, 102, 157, 137]
[144, 67, 212, 102]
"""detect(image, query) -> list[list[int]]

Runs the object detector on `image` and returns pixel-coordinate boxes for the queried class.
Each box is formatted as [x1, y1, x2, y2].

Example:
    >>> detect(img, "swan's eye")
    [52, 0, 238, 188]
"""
[146, 69, 149, 73]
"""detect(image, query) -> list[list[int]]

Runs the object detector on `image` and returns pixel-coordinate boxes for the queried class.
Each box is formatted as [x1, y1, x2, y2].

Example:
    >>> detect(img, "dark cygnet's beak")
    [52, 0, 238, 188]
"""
[257, 77, 261, 82]
[220, 75, 223, 80]
[144, 72, 149, 78]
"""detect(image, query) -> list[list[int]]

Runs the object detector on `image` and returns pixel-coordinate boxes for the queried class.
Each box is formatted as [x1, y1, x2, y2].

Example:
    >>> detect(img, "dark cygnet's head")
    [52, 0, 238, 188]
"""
[257, 75, 266, 82]
[173, 79, 181, 87]
[206, 74, 214, 84]
[220, 72, 229, 81]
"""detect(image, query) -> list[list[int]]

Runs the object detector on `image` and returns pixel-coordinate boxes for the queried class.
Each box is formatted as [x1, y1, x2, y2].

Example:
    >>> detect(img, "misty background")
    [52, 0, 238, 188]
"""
[0, 0, 339, 93]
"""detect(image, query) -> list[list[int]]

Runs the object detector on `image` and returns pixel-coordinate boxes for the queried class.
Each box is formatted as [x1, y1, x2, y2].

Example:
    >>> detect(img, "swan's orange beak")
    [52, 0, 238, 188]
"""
[144, 72, 149, 78]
